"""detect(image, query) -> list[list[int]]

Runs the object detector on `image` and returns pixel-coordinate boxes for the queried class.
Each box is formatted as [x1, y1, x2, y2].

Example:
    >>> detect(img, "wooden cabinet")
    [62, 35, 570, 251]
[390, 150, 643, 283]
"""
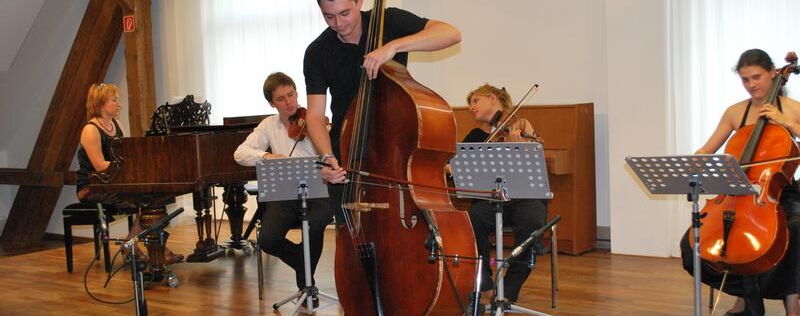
[452, 103, 596, 254]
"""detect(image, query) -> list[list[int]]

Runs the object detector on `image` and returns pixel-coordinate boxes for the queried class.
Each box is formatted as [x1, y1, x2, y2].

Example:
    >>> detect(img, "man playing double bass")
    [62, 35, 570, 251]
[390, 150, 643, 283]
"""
[303, 0, 461, 196]
[680, 49, 800, 316]
[302, 0, 465, 314]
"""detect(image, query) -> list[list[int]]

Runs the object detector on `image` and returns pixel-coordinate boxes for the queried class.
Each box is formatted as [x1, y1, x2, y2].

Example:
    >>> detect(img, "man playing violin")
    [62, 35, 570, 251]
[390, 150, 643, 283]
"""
[680, 49, 800, 316]
[462, 83, 549, 304]
[234, 72, 333, 300]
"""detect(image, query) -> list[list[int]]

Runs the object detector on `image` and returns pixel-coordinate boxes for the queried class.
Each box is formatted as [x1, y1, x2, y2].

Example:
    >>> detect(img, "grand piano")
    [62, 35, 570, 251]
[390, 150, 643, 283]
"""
[88, 123, 258, 272]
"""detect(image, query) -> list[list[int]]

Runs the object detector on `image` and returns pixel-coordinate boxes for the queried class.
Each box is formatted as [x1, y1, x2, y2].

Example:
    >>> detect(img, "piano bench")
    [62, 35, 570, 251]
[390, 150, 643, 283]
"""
[62, 202, 136, 273]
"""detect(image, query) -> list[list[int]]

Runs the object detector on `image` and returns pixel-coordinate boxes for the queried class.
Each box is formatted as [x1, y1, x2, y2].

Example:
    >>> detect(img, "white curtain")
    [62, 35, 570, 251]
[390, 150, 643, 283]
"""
[198, 0, 329, 123]
[668, 0, 800, 255]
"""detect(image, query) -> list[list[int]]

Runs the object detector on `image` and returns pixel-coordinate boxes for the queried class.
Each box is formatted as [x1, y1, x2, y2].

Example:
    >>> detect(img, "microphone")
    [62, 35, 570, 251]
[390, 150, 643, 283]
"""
[420, 209, 443, 263]
[507, 215, 561, 263]
[125, 208, 184, 246]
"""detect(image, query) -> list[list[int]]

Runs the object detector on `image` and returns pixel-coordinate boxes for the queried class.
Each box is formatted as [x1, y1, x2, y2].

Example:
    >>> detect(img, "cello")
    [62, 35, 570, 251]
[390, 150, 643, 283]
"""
[333, 0, 477, 315]
[691, 52, 800, 275]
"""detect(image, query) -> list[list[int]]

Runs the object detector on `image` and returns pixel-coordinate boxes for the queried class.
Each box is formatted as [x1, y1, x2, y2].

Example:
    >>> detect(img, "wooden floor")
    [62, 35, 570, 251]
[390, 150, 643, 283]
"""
[0, 221, 790, 316]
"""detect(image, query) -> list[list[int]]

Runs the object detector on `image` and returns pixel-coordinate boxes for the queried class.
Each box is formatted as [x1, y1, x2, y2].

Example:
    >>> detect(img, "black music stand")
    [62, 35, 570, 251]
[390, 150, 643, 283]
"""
[254, 157, 338, 315]
[451, 142, 554, 316]
[625, 154, 755, 316]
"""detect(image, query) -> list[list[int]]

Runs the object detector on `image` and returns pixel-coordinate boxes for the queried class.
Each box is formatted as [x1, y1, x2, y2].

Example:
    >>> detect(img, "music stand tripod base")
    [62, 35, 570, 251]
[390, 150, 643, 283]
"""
[255, 158, 338, 315]
[625, 154, 755, 316]
[452, 142, 554, 316]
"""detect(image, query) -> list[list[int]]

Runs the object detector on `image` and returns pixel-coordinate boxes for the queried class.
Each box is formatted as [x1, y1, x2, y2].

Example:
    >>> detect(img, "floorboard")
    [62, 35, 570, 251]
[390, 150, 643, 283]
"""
[0, 221, 789, 315]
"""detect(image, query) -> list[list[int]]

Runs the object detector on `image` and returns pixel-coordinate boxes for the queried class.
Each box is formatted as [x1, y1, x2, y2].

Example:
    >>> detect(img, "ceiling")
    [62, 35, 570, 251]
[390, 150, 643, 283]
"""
[0, 0, 45, 71]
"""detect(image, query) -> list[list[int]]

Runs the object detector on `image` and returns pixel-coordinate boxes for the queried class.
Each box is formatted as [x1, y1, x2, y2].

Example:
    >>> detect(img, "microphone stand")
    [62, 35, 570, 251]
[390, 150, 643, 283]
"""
[125, 241, 148, 316]
[503, 216, 561, 265]
[121, 208, 183, 316]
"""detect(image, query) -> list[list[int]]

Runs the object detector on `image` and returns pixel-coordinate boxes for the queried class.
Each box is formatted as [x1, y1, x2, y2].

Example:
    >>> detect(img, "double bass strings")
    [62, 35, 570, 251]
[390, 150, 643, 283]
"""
[341, 0, 387, 259]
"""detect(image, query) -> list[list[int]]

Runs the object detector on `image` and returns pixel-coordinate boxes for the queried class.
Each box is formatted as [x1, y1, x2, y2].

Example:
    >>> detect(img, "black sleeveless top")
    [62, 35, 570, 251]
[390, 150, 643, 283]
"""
[739, 98, 782, 128]
[76, 120, 123, 191]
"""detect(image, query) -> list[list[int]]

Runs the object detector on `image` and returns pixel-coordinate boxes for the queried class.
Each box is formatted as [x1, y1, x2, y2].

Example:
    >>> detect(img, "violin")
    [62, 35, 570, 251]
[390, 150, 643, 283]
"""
[286, 107, 308, 141]
[487, 110, 544, 143]
[286, 107, 331, 157]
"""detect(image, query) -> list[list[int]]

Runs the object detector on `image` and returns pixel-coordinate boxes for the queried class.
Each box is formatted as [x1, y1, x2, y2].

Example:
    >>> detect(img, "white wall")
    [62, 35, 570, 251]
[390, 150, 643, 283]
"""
[606, 0, 675, 257]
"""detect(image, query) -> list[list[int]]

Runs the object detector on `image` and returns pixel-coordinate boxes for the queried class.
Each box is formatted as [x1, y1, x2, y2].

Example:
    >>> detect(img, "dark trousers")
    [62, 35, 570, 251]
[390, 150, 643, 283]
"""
[257, 198, 333, 290]
[327, 184, 345, 226]
[469, 199, 548, 302]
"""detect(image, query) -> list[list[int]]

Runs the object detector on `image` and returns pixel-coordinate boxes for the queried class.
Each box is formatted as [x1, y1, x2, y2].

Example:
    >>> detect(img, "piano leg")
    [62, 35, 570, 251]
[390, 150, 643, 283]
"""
[140, 207, 167, 273]
[187, 188, 225, 262]
[222, 182, 248, 252]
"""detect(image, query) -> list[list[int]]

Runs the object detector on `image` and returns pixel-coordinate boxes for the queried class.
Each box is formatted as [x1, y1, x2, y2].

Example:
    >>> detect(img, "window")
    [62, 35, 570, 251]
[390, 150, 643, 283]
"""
[199, 1, 330, 122]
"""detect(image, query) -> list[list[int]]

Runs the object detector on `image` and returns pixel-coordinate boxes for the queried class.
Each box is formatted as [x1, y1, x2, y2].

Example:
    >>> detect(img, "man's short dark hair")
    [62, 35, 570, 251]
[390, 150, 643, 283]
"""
[263, 72, 296, 103]
[316, 0, 355, 5]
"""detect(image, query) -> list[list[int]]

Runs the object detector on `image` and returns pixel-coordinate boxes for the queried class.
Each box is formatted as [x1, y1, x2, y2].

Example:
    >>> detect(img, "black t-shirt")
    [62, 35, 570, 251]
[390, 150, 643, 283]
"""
[303, 8, 428, 157]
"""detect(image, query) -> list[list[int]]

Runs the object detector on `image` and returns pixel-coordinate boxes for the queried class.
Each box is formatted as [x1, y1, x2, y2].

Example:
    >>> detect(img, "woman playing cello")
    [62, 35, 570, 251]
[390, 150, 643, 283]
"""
[680, 48, 800, 316]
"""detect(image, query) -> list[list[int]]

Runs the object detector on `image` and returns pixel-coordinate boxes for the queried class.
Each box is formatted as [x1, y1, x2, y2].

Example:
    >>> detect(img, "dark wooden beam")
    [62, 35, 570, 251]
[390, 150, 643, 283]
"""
[2, 0, 124, 248]
[121, 0, 156, 137]
[0, 169, 64, 187]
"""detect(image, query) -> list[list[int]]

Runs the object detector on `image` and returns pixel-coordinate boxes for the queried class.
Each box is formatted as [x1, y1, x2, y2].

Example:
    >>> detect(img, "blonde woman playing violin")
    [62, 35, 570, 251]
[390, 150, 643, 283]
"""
[463, 83, 548, 304]
[465, 84, 543, 144]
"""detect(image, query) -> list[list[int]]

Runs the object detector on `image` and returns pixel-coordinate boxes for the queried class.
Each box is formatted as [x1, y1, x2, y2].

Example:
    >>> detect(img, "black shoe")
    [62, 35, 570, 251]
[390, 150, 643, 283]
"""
[301, 296, 319, 309]
[723, 312, 745, 316]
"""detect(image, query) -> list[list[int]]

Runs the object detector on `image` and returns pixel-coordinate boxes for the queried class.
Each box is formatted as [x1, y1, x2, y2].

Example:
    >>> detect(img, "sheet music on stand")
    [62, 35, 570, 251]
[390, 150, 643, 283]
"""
[450, 142, 553, 200]
[255, 157, 329, 202]
[625, 154, 755, 196]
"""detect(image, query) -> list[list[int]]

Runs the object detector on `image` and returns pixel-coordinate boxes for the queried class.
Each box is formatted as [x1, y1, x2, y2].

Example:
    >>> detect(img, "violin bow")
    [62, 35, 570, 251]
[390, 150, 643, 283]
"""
[485, 83, 540, 142]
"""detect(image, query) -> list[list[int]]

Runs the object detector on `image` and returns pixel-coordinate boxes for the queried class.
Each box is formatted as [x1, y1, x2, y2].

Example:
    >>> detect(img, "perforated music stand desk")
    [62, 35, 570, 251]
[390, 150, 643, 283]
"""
[450, 142, 553, 200]
[255, 157, 328, 202]
[450, 142, 552, 316]
[625, 154, 755, 316]
[255, 157, 335, 314]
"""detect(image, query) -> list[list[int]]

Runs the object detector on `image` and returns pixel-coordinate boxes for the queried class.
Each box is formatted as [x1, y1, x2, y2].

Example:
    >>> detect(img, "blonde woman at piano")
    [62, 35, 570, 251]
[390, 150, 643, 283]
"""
[234, 72, 333, 304]
[76, 83, 184, 265]
[462, 83, 548, 304]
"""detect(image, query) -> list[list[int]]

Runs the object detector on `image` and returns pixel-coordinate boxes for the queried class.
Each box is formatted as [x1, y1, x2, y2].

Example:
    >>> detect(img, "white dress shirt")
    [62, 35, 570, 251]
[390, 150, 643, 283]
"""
[233, 115, 317, 167]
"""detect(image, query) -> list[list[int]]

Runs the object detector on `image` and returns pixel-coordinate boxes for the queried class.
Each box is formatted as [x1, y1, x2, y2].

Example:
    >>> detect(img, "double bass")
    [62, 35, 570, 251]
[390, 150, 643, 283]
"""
[691, 52, 800, 275]
[334, 1, 477, 315]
